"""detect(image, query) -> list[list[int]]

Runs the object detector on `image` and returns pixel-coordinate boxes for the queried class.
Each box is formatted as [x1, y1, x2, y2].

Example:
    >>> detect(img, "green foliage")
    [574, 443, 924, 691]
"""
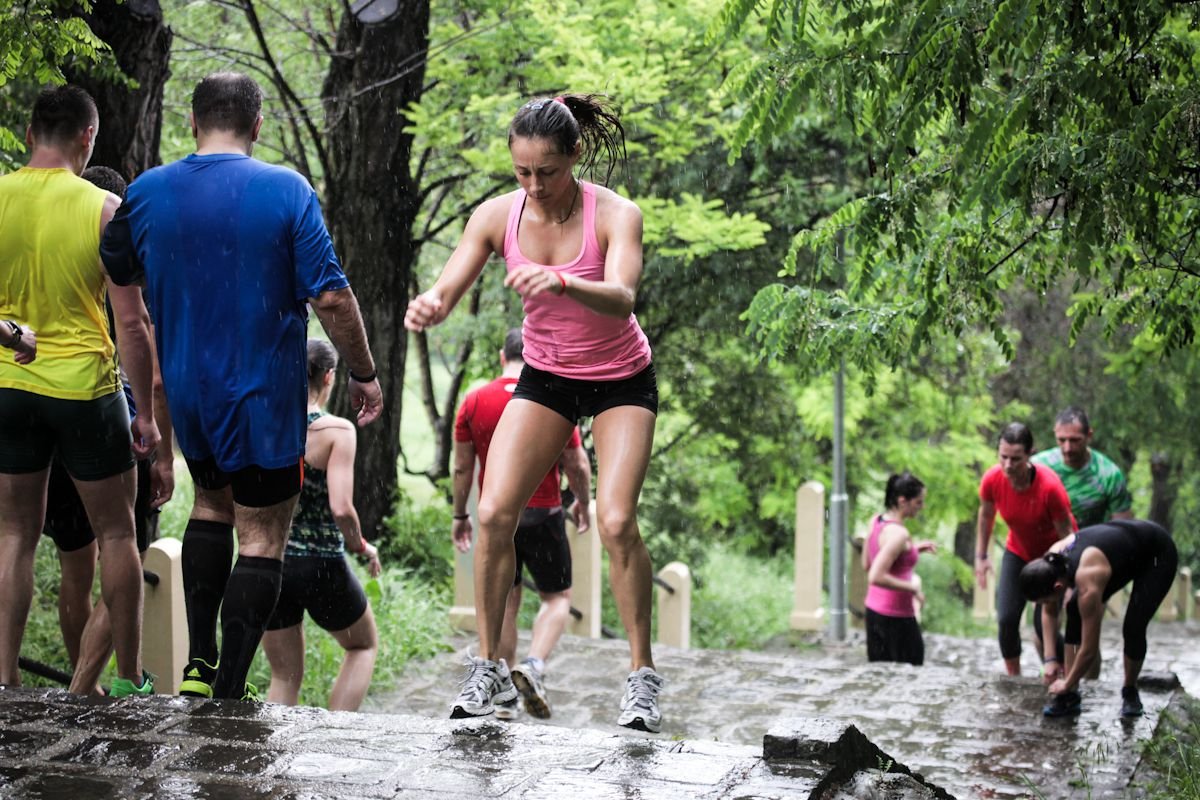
[1140, 695, 1200, 799]
[714, 0, 1200, 371]
[0, 2, 116, 168]
[690, 542, 792, 649]
[917, 550, 990, 637]
[381, 491, 455, 588]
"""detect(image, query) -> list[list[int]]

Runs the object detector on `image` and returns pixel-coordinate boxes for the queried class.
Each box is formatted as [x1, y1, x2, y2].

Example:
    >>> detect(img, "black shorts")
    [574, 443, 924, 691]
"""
[865, 608, 924, 666]
[266, 555, 369, 632]
[44, 457, 159, 553]
[511, 362, 658, 425]
[186, 456, 302, 508]
[0, 388, 133, 480]
[513, 507, 572, 594]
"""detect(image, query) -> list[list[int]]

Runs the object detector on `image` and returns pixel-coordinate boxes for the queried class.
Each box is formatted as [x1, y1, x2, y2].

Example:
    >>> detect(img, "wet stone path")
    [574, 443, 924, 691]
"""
[370, 621, 1200, 799]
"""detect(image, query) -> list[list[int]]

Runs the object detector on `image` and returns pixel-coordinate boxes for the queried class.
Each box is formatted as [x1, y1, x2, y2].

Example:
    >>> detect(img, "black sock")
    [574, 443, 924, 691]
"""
[181, 519, 235, 666]
[211, 555, 282, 699]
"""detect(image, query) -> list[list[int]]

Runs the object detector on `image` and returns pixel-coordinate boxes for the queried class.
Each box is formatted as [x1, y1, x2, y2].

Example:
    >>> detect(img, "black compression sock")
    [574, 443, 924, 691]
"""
[211, 556, 282, 699]
[181, 519, 235, 666]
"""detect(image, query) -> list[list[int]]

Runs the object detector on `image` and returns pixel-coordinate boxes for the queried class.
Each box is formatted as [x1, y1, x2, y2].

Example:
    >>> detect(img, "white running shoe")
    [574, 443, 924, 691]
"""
[617, 666, 664, 733]
[494, 695, 521, 721]
[449, 656, 518, 719]
[511, 659, 552, 719]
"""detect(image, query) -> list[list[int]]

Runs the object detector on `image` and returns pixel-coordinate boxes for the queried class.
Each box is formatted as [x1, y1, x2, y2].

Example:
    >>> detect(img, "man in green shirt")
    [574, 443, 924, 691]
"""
[1032, 406, 1133, 527]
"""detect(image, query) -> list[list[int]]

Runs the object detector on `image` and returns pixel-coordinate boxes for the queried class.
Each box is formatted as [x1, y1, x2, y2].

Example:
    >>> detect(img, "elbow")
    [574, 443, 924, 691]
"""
[330, 502, 356, 523]
[312, 287, 351, 313]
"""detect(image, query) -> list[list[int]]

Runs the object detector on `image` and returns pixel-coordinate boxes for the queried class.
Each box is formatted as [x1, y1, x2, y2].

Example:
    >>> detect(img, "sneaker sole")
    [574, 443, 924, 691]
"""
[511, 671, 551, 719]
[450, 706, 495, 719]
[619, 715, 662, 733]
[494, 706, 520, 721]
[179, 679, 213, 698]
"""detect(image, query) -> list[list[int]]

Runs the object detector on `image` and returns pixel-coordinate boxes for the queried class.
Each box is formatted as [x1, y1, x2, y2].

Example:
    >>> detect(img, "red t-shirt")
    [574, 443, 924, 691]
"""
[979, 463, 1076, 561]
[454, 376, 582, 509]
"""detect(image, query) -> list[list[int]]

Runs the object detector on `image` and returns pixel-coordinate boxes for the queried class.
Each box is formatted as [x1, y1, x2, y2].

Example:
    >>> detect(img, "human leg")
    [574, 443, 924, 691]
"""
[56, 542, 98, 670]
[0, 470, 50, 685]
[72, 468, 143, 685]
[328, 605, 378, 712]
[211, 493, 297, 699]
[1119, 541, 1178, 716]
[474, 399, 572, 660]
[995, 550, 1028, 675]
[499, 582, 522, 668]
[180, 484, 237, 693]
[592, 405, 656, 671]
[262, 625, 305, 705]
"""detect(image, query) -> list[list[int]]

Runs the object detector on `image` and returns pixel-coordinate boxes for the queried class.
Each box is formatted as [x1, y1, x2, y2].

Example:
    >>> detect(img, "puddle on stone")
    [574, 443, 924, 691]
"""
[278, 752, 397, 785]
[162, 716, 282, 744]
[170, 744, 285, 775]
[132, 775, 279, 799]
[50, 735, 181, 770]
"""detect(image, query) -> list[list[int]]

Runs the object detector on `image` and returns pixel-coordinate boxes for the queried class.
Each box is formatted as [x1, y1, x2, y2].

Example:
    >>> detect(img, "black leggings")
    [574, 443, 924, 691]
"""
[996, 549, 1061, 660]
[1065, 542, 1178, 661]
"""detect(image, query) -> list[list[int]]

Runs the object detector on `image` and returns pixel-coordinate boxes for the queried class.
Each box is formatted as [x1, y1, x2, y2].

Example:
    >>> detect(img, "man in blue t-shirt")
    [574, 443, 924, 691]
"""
[102, 72, 383, 700]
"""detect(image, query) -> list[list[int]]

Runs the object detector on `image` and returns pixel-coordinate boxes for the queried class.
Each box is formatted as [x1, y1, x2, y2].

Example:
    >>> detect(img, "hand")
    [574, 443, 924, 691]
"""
[360, 541, 382, 578]
[1048, 678, 1070, 695]
[504, 266, 563, 300]
[349, 376, 383, 426]
[974, 556, 992, 590]
[569, 498, 591, 533]
[1043, 662, 1064, 687]
[10, 326, 36, 365]
[130, 415, 160, 460]
[916, 540, 937, 554]
[452, 517, 473, 553]
[149, 456, 175, 509]
[404, 290, 444, 332]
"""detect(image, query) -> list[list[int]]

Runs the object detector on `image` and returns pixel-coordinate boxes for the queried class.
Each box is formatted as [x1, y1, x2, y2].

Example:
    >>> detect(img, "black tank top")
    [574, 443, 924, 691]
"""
[285, 411, 344, 558]
[1064, 519, 1172, 598]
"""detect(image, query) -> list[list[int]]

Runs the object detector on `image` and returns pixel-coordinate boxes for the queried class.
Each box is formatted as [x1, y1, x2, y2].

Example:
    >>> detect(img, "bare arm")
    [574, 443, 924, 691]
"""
[148, 323, 174, 508]
[867, 527, 921, 595]
[559, 443, 592, 533]
[404, 200, 503, 332]
[1057, 583, 1104, 691]
[108, 281, 158, 459]
[323, 423, 381, 576]
[1040, 600, 1063, 685]
[975, 499, 997, 588]
[504, 199, 644, 318]
[309, 287, 382, 426]
[451, 438, 476, 553]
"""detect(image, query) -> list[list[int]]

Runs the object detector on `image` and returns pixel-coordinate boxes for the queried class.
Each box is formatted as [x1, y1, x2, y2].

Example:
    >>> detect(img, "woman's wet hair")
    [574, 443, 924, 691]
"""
[998, 421, 1034, 453]
[884, 471, 924, 509]
[307, 338, 338, 385]
[508, 94, 627, 184]
[1019, 552, 1069, 601]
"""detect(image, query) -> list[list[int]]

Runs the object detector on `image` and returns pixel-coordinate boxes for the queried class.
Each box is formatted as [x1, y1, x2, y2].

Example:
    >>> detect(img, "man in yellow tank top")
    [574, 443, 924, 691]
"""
[0, 86, 160, 697]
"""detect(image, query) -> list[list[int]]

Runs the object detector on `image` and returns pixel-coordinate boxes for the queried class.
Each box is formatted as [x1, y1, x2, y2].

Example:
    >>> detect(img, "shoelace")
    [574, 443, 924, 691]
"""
[458, 659, 498, 699]
[626, 673, 662, 709]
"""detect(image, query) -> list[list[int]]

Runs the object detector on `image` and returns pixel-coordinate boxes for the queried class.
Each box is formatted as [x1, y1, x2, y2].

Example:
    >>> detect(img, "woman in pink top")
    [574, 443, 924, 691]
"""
[404, 94, 662, 732]
[863, 472, 935, 665]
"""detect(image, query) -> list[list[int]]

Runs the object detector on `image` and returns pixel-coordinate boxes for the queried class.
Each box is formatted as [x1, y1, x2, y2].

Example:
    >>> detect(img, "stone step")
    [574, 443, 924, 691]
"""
[369, 621, 1200, 799]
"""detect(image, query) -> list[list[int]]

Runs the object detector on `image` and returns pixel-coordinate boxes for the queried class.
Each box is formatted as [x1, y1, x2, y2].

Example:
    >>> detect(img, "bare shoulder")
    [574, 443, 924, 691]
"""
[879, 522, 912, 547]
[468, 191, 522, 252]
[592, 184, 642, 219]
[313, 414, 356, 435]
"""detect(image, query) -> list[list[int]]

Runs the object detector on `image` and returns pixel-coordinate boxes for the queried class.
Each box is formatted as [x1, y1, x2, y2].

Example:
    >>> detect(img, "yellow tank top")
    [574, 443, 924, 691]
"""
[0, 167, 120, 400]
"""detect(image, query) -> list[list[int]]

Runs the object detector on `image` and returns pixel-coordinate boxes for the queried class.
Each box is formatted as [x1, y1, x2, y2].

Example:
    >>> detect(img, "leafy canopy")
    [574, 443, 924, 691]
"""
[711, 0, 1200, 371]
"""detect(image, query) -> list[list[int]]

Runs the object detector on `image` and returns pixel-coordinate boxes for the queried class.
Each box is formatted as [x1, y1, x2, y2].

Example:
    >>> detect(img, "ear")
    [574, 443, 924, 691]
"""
[251, 114, 263, 142]
[189, 113, 198, 140]
[324, 369, 335, 388]
[25, 125, 33, 149]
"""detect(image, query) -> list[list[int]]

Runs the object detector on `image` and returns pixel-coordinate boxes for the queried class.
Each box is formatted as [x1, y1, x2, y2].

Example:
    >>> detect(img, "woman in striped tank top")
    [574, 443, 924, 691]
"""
[405, 94, 664, 732]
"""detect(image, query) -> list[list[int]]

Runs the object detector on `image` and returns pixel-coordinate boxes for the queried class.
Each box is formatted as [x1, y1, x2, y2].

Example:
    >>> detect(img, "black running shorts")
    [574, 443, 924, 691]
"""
[266, 555, 369, 632]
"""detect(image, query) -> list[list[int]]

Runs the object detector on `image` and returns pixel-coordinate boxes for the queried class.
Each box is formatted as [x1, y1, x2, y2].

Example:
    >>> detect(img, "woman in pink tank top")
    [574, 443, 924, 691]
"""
[862, 472, 935, 665]
[404, 94, 664, 732]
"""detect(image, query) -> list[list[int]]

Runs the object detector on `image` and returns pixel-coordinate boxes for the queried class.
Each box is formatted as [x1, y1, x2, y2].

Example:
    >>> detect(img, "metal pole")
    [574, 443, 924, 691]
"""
[829, 360, 848, 640]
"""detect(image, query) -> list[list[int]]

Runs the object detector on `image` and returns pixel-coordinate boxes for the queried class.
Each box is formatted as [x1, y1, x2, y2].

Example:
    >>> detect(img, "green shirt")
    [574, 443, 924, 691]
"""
[1031, 447, 1132, 528]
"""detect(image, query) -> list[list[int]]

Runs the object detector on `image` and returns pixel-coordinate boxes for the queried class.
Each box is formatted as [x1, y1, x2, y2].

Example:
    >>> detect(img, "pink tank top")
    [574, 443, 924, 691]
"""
[502, 180, 652, 380]
[864, 514, 919, 618]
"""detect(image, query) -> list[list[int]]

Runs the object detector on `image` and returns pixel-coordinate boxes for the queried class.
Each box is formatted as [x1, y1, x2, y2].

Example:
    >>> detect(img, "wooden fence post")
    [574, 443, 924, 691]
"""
[655, 562, 691, 649]
[142, 538, 187, 694]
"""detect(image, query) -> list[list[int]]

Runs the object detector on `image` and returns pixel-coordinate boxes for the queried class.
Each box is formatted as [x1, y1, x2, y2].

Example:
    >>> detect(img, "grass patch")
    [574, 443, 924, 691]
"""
[1140, 694, 1200, 799]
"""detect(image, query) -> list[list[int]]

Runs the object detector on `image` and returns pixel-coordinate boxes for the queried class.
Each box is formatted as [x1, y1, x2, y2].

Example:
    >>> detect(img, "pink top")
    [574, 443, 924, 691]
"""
[864, 514, 919, 618]
[502, 180, 652, 380]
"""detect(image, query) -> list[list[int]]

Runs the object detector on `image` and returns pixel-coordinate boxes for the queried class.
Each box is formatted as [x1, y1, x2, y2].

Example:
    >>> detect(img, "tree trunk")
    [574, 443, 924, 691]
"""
[322, 2, 431, 539]
[1148, 452, 1177, 533]
[64, 0, 171, 179]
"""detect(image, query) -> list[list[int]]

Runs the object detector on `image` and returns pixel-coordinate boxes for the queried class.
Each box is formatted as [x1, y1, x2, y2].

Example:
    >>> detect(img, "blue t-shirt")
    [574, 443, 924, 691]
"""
[102, 153, 349, 471]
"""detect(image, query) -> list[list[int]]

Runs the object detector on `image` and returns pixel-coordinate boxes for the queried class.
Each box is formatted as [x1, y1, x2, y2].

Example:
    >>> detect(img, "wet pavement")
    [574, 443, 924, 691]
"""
[370, 621, 1200, 799]
[0, 622, 1193, 799]
[0, 686, 948, 799]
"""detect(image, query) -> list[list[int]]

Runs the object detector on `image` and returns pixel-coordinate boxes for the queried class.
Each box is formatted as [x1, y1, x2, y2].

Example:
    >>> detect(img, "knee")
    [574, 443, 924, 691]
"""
[597, 506, 639, 549]
[477, 500, 518, 543]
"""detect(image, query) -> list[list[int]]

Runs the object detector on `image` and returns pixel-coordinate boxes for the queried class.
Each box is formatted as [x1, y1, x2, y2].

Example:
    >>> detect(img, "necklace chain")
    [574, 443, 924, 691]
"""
[556, 179, 580, 224]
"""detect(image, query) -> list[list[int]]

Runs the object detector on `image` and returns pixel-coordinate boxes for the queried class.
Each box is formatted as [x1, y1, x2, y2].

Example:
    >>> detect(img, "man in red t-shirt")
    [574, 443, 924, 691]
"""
[975, 422, 1076, 676]
[451, 329, 591, 721]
